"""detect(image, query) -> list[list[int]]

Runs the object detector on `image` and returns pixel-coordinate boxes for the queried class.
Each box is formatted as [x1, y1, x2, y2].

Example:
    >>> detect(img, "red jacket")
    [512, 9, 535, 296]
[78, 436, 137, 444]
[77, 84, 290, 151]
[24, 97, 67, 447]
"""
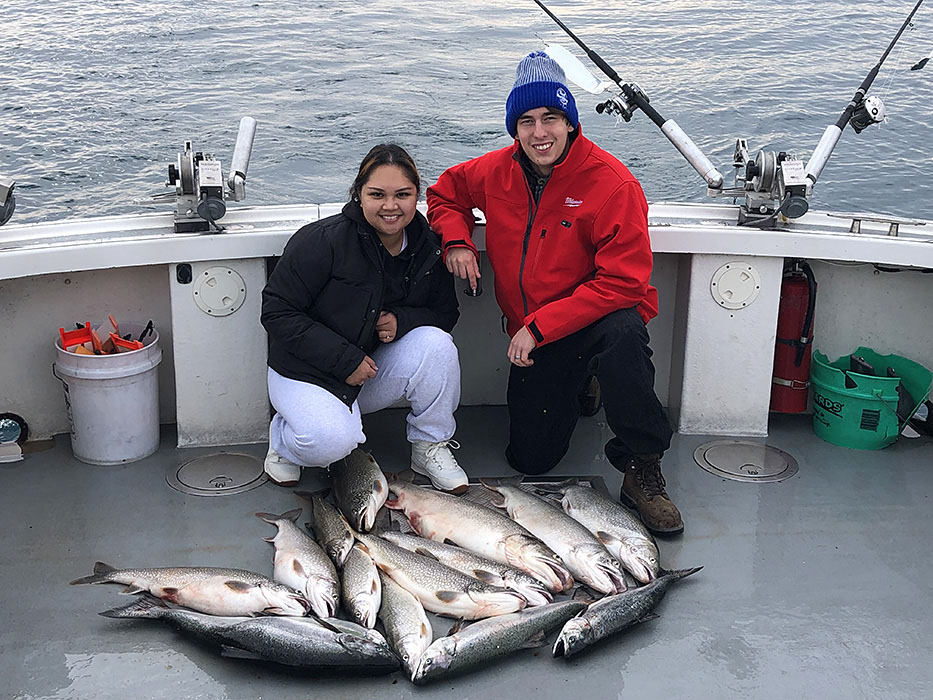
[426, 131, 658, 345]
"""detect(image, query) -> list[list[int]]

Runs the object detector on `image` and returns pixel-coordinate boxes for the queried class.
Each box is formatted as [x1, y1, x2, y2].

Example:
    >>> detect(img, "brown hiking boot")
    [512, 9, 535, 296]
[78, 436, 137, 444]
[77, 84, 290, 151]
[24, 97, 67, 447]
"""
[619, 454, 684, 535]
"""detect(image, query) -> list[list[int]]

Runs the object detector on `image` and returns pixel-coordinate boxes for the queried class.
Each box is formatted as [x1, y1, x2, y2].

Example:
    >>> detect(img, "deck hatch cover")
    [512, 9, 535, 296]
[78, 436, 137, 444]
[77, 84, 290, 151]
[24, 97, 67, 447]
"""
[694, 440, 798, 483]
[167, 452, 267, 496]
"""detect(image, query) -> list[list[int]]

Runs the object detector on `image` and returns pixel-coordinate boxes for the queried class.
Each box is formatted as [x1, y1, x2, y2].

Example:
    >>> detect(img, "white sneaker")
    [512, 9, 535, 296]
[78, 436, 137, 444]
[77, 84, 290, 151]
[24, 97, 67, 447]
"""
[264, 444, 301, 486]
[411, 439, 468, 494]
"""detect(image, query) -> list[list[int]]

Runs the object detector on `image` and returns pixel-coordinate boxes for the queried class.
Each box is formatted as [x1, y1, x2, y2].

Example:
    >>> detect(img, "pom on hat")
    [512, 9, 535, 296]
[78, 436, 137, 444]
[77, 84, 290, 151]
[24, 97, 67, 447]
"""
[505, 51, 579, 138]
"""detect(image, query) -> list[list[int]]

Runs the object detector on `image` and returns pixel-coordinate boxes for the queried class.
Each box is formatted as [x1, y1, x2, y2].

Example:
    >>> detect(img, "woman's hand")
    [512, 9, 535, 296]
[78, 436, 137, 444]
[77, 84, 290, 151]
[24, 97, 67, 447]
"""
[376, 311, 398, 343]
[346, 356, 378, 386]
[508, 326, 536, 367]
[445, 248, 481, 293]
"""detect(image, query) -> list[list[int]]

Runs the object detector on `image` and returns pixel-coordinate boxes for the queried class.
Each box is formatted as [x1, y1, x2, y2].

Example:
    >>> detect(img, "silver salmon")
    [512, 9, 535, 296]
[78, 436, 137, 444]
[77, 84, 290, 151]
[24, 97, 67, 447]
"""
[381, 530, 553, 607]
[329, 448, 388, 532]
[386, 477, 572, 593]
[70, 562, 311, 616]
[412, 600, 586, 684]
[100, 596, 398, 673]
[340, 543, 382, 629]
[354, 531, 526, 620]
[558, 482, 660, 583]
[552, 567, 702, 658]
[377, 571, 433, 680]
[295, 489, 354, 569]
[256, 508, 340, 618]
[482, 478, 627, 595]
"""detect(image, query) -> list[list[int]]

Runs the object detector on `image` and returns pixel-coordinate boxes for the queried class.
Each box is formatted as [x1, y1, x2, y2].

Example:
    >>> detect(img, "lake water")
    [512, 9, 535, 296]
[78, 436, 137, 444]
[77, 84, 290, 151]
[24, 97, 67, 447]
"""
[2, 0, 932, 224]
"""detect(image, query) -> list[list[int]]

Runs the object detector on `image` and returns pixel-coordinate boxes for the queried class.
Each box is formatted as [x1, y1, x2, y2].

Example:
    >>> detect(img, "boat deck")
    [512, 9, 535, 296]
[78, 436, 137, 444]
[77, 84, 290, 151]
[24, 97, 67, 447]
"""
[3, 407, 932, 699]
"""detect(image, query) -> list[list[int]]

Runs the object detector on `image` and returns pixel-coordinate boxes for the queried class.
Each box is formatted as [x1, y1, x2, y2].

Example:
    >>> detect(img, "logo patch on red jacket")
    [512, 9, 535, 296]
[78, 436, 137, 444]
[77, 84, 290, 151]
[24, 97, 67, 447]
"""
[564, 197, 583, 208]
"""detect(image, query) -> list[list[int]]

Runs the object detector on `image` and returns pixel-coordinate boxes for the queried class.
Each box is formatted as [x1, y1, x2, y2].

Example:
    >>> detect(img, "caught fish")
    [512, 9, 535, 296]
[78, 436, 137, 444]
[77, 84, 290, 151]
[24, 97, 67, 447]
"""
[100, 596, 399, 673]
[354, 530, 526, 620]
[295, 489, 354, 569]
[329, 448, 388, 532]
[381, 530, 553, 607]
[412, 600, 586, 684]
[557, 482, 660, 583]
[256, 508, 341, 618]
[377, 571, 433, 679]
[70, 562, 311, 617]
[386, 477, 572, 593]
[483, 478, 627, 595]
[552, 567, 702, 658]
[341, 543, 382, 628]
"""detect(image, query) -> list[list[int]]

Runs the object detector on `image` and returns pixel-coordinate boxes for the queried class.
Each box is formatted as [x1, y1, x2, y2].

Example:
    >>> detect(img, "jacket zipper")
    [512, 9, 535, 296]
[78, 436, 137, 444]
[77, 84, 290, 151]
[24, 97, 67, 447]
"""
[518, 190, 541, 317]
[529, 228, 547, 277]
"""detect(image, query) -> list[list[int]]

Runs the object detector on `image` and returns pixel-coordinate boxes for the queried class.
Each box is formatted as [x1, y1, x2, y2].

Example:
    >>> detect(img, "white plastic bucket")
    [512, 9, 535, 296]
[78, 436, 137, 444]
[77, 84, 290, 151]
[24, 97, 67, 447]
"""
[53, 321, 162, 465]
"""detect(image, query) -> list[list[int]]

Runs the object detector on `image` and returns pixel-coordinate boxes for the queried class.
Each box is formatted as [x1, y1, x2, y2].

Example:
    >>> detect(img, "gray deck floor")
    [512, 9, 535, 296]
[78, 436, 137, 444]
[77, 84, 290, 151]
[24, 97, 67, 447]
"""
[3, 407, 932, 700]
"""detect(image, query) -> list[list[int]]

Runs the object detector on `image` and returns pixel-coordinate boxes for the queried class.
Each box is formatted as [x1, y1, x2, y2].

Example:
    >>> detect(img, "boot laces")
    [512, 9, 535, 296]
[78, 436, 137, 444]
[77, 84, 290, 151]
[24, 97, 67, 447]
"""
[423, 440, 461, 472]
[632, 455, 666, 498]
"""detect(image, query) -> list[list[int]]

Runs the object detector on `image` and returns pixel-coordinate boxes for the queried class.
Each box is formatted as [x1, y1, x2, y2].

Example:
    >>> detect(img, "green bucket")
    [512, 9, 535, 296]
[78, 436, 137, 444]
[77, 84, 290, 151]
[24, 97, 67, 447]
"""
[810, 346, 932, 450]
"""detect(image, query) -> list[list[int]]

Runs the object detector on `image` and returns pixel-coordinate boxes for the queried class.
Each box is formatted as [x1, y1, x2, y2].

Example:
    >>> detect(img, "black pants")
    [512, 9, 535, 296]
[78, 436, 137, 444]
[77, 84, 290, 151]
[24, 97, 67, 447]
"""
[505, 307, 673, 475]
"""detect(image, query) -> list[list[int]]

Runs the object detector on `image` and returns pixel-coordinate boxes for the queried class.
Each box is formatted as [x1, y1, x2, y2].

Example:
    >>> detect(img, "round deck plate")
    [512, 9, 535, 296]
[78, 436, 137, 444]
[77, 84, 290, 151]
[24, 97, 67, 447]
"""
[694, 440, 798, 483]
[167, 452, 267, 496]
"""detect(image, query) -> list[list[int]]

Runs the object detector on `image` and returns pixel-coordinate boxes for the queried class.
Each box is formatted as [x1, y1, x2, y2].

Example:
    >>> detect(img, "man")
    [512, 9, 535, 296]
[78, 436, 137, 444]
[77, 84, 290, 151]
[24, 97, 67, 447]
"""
[426, 51, 682, 534]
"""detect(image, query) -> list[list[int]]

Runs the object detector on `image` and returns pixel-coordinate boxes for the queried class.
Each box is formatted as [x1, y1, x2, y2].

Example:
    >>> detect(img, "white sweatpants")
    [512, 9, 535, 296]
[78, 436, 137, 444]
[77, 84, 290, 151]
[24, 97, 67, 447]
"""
[268, 325, 460, 467]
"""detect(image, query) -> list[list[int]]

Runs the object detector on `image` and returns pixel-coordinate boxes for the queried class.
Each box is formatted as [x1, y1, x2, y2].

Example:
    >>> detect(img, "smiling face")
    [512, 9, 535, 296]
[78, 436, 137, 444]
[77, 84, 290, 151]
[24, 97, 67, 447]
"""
[515, 107, 574, 176]
[359, 164, 418, 240]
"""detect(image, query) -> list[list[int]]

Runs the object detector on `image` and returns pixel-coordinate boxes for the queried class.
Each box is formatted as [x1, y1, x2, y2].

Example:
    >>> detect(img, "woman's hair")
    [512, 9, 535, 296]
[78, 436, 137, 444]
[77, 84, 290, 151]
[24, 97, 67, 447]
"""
[349, 143, 421, 201]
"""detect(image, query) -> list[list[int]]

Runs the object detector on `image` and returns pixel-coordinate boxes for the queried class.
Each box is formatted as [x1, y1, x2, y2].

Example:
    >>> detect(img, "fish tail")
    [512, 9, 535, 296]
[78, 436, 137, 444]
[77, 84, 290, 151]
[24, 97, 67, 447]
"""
[99, 595, 167, 619]
[660, 566, 703, 581]
[255, 508, 303, 524]
[70, 561, 117, 585]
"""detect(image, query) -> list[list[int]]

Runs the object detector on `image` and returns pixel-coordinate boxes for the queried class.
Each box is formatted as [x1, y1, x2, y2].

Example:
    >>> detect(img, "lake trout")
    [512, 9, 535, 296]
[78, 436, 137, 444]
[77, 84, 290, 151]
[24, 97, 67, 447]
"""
[329, 448, 388, 532]
[377, 571, 433, 680]
[552, 567, 702, 658]
[295, 489, 354, 569]
[70, 562, 311, 616]
[386, 477, 572, 593]
[256, 508, 340, 618]
[483, 478, 627, 595]
[340, 543, 382, 629]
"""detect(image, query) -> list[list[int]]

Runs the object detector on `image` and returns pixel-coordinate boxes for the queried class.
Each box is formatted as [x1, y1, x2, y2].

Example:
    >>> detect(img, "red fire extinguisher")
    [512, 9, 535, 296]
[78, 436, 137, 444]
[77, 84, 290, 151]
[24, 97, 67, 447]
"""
[771, 260, 817, 413]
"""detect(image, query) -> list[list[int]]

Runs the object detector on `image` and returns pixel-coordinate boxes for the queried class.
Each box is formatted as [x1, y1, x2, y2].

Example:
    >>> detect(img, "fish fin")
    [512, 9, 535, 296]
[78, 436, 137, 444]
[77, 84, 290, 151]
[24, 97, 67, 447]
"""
[262, 536, 276, 543]
[283, 507, 303, 522]
[224, 580, 255, 593]
[291, 559, 306, 577]
[595, 530, 623, 548]
[120, 584, 148, 595]
[384, 495, 402, 510]
[373, 478, 385, 495]
[471, 569, 500, 585]
[479, 477, 500, 491]
[638, 612, 661, 624]
[521, 630, 547, 649]
[442, 538, 458, 546]
[254, 511, 278, 524]
[313, 617, 343, 633]
[435, 590, 463, 603]
[445, 618, 465, 636]
[71, 561, 117, 585]
[370, 578, 380, 594]
[658, 566, 703, 580]
[571, 587, 598, 604]
[220, 645, 267, 661]
[414, 547, 440, 562]
[99, 596, 167, 618]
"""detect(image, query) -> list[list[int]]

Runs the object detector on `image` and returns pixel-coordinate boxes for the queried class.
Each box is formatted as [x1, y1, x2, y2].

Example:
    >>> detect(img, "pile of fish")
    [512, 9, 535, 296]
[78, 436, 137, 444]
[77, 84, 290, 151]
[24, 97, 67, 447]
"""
[69, 448, 701, 683]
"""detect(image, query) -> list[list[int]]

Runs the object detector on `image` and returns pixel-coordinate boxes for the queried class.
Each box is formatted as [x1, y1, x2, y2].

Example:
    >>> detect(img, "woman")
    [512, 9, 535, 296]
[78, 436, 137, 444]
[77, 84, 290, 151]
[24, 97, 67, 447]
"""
[261, 144, 466, 492]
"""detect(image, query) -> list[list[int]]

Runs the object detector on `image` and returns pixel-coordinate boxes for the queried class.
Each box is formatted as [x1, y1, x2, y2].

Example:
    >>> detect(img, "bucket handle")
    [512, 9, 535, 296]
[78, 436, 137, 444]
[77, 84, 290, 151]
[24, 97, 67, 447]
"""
[51, 362, 65, 383]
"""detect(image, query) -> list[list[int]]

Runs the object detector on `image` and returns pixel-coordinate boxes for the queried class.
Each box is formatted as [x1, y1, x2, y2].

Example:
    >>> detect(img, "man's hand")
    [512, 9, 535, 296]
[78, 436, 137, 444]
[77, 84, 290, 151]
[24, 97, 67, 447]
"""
[346, 356, 378, 386]
[446, 248, 481, 293]
[508, 326, 536, 367]
[376, 311, 398, 343]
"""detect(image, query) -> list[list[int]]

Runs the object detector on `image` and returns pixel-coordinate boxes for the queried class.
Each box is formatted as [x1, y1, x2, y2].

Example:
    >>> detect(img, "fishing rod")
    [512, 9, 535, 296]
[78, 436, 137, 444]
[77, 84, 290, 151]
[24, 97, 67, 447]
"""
[533, 0, 927, 225]
[531, 0, 724, 190]
[806, 0, 926, 185]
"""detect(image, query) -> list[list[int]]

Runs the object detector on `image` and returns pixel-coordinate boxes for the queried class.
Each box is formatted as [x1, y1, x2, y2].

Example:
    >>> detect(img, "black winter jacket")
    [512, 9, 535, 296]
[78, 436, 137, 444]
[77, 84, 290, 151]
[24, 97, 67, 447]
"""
[261, 201, 459, 405]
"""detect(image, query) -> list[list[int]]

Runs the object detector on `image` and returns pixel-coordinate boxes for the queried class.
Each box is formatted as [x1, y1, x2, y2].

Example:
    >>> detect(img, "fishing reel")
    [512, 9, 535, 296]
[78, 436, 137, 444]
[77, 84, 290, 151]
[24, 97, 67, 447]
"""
[848, 95, 886, 133]
[706, 141, 811, 226]
[161, 117, 257, 233]
[0, 176, 15, 227]
[595, 84, 647, 123]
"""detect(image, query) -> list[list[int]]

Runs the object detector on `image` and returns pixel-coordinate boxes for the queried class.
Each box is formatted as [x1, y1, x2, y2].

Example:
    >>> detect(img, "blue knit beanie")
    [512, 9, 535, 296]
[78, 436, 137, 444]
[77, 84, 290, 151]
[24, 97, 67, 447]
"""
[505, 51, 579, 138]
